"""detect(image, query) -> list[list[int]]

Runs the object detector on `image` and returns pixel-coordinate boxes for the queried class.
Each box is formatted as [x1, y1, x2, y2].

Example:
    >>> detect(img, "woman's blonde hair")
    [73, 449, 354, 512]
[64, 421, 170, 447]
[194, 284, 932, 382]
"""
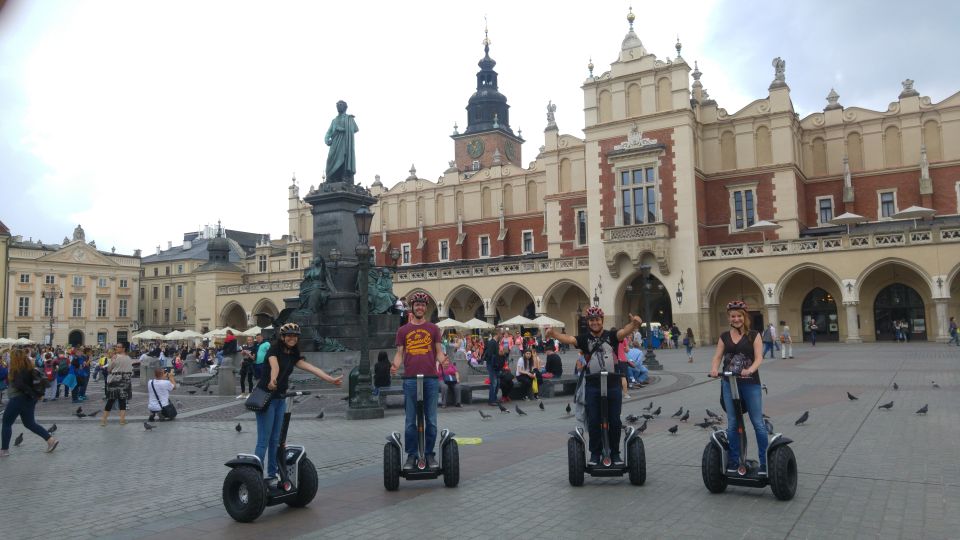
[728, 308, 751, 333]
[8, 349, 32, 378]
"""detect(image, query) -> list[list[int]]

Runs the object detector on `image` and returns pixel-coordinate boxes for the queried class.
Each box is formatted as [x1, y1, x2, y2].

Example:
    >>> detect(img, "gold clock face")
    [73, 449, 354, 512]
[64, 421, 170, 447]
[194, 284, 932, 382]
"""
[467, 138, 485, 158]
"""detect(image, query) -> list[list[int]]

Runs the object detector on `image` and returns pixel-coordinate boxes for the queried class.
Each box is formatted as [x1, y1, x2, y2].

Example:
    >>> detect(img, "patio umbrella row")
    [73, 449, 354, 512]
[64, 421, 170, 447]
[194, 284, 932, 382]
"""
[437, 315, 566, 331]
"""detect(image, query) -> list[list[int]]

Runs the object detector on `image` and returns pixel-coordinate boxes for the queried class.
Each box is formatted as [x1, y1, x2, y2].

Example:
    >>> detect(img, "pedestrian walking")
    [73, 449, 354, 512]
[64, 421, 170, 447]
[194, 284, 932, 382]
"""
[779, 320, 793, 358]
[1, 349, 58, 456]
[949, 316, 959, 346]
[808, 320, 818, 346]
[101, 343, 134, 426]
[683, 328, 695, 362]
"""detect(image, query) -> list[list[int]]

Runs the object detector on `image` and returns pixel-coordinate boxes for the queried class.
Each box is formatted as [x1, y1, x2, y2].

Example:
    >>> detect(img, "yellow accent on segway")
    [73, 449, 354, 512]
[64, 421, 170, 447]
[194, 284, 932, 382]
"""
[453, 437, 482, 445]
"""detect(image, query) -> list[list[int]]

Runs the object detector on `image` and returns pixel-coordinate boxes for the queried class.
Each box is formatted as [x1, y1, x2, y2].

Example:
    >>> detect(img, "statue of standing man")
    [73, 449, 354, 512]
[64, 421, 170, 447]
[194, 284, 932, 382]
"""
[324, 100, 359, 183]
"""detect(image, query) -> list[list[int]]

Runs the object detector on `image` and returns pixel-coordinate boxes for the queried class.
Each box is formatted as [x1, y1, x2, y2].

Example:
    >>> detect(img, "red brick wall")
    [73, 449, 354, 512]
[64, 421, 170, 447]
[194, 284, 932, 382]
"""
[597, 128, 677, 233]
[698, 172, 776, 245]
[802, 181, 844, 228]
[557, 193, 589, 257]
[931, 165, 960, 214]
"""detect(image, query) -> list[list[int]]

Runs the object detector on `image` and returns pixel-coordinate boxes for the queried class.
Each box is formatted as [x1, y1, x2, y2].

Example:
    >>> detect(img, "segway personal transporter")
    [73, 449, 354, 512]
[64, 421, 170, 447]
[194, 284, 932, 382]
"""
[222, 391, 319, 522]
[701, 371, 797, 500]
[567, 370, 645, 486]
[384, 374, 460, 490]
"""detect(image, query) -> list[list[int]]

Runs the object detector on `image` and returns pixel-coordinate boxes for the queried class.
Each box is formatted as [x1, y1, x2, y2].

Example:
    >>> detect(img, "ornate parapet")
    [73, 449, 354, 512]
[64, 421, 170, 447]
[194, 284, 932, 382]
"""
[218, 279, 299, 296]
[602, 222, 671, 278]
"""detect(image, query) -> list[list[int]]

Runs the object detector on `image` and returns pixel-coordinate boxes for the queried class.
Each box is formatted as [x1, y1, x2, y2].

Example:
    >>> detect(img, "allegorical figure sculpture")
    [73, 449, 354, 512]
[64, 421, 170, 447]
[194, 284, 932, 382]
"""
[324, 100, 359, 183]
[363, 267, 397, 315]
[298, 256, 336, 315]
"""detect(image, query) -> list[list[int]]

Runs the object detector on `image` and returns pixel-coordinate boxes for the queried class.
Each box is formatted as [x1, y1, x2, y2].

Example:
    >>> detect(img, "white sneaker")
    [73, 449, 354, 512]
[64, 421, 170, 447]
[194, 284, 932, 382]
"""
[236, 394, 245, 399]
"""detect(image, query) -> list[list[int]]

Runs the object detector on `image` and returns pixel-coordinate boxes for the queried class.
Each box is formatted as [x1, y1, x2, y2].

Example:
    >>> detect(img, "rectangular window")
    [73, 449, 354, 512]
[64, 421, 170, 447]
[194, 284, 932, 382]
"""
[522, 230, 534, 254]
[619, 167, 658, 225]
[258, 255, 267, 272]
[400, 243, 411, 265]
[45, 275, 55, 285]
[438, 240, 449, 262]
[164, 308, 170, 322]
[177, 264, 184, 274]
[119, 299, 128, 318]
[17, 297, 29, 317]
[165, 266, 170, 276]
[576, 209, 588, 246]
[879, 190, 897, 219]
[153, 268, 158, 277]
[73, 275, 83, 287]
[730, 187, 757, 231]
[98, 277, 108, 288]
[72, 298, 83, 317]
[479, 235, 490, 258]
[816, 196, 834, 226]
[119, 278, 128, 288]
[140, 288, 145, 300]
[164, 285, 170, 299]
[19, 273, 29, 283]
[177, 307, 183, 321]
[152, 287, 158, 299]
[290, 251, 300, 270]
[139, 309, 145, 323]
[97, 298, 108, 317]
[152, 309, 158, 323]
[43, 297, 54, 317]
[472, 160, 480, 171]
[176, 284, 183, 298]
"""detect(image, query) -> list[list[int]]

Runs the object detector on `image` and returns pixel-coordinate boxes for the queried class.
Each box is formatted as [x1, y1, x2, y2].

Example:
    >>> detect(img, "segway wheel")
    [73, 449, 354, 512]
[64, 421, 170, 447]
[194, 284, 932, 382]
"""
[701, 443, 728, 494]
[627, 437, 646, 486]
[286, 457, 318, 508]
[222, 466, 267, 522]
[383, 443, 401, 491]
[442, 439, 460, 487]
[768, 445, 798, 501]
[567, 437, 585, 487]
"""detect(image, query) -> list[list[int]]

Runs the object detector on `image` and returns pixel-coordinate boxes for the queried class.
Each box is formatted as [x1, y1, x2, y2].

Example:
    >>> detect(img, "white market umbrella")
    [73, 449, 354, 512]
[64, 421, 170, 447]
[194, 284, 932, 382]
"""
[747, 220, 781, 242]
[531, 315, 565, 328]
[893, 205, 935, 229]
[241, 326, 262, 337]
[463, 318, 494, 331]
[499, 315, 535, 327]
[163, 330, 184, 340]
[0, 337, 15, 345]
[436, 319, 465, 330]
[132, 330, 164, 340]
[204, 327, 239, 339]
[829, 212, 866, 235]
[179, 330, 203, 339]
[14, 337, 34, 345]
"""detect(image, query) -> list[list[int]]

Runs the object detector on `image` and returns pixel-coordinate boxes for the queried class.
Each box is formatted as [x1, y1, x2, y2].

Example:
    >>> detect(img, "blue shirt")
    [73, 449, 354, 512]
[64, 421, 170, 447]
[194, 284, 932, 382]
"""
[627, 347, 645, 366]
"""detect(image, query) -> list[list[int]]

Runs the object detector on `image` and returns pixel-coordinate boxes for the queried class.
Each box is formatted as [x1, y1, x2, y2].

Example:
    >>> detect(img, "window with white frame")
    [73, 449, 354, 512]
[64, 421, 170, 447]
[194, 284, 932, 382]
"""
[152, 287, 158, 299]
[19, 273, 29, 283]
[45, 275, 55, 285]
[816, 196, 834, 226]
[522, 230, 534, 254]
[72, 298, 83, 317]
[258, 255, 267, 272]
[153, 267, 158, 277]
[290, 251, 300, 270]
[98, 277, 108, 288]
[73, 275, 83, 287]
[619, 166, 658, 225]
[878, 190, 897, 219]
[177, 307, 183, 321]
[575, 209, 588, 246]
[472, 160, 480, 171]
[177, 264, 184, 274]
[479, 235, 490, 258]
[119, 278, 128, 288]
[43, 297, 54, 317]
[176, 284, 183, 298]
[17, 297, 29, 317]
[729, 186, 757, 231]
[164, 285, 170, 299]
[400, 243, 411, 265]
[118, 299, 128, 318]
[97, 298, 108, 317]
[438, 239, 449, 262]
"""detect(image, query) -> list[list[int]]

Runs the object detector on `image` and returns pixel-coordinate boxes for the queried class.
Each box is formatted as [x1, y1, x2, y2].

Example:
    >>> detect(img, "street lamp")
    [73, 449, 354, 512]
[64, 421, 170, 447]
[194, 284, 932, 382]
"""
[348, 205, 384, 419]
[638, 265, 663, 370]
[41, 285, 63, 347]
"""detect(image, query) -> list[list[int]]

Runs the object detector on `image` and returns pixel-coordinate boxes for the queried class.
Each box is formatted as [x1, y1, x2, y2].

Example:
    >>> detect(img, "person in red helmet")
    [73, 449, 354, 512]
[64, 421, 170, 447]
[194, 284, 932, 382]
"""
[546, 306, 643, 466]
[391, 291, 448, 470]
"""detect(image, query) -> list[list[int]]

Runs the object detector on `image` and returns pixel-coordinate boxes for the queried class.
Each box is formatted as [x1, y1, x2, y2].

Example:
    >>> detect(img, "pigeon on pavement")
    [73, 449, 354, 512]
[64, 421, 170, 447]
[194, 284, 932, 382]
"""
[498, 403, 510, 413]
[668, 425, 679, 435]
[202, 383, 210, 392]
[641, 414, 654, 421]
[89, 410, 101, 418]
[565, 403, 571, 414]
[515, 405, 527, 416]
[878, 401, 894, 410]
[187, 390, 197, 395]
[680, 410, 690, 422]
[48, 424, 57, 434]
[794, 411, 809, 425]
[915, 404, 928, 415]
[478, 409, 492, 420]
[316, 410, 325, 419]
[235, 423, 242, 433]
[625, 414, 639, 424]
[892, 382, 899, 390]
[694, 421, 713, 429]
[652, 406, 662, 416]
[637, 420, 648, 433]
[671, 407, 683, 418]
[706, 409, 720, 419]
[539, 401, 545, 411]
[143, 422, 155, 431]
[931, 381, 940, 389]
[642, 402, 654, 412]
[75, 406, 83, 415]
[847, 392, 858, 401]
[762, 384, 768, 395]
[14, 433, 23, 446]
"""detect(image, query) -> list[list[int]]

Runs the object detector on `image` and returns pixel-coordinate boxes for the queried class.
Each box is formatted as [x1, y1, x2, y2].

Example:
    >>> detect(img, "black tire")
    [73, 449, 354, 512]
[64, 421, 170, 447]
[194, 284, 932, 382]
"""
[768, 445, 798, 501]
[384, 443, 401, 491]
[627, 437, 646, 486]
[222, 466, 267, 523]
[442, 440, 460, 487]
[285, 457, 318, 508]
[701, 442, 727, 494]
[567, 437, 585, 487]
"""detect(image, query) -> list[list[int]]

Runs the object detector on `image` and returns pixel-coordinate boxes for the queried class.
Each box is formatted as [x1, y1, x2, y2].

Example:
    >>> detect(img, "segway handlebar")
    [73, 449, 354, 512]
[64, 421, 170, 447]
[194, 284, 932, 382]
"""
[401, 375, 438, 379]
[707, 371, 735, 378]
[281, 391, 311, 398]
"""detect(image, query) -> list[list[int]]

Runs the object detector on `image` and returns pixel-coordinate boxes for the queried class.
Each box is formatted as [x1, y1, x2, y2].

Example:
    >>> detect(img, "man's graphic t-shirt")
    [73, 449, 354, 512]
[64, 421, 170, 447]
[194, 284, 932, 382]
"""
[395, 321, 442, 377]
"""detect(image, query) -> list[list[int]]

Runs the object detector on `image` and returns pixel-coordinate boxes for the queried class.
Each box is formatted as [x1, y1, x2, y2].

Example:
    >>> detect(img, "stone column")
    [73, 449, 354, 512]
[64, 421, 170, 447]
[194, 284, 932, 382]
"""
[933, 299, 950, 343]
[765, 305, 779, 328]
[184, 353, 198, 375]
[843, 302, 862, 343]
[140, 358, 161, 391]
[217, 352, 239, 396]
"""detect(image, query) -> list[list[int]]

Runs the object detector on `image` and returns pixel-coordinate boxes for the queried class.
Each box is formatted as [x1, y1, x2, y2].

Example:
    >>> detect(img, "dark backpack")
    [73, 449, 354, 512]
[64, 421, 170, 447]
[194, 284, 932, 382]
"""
[57, 362, 69, 377]
[30, 368, 50, 397]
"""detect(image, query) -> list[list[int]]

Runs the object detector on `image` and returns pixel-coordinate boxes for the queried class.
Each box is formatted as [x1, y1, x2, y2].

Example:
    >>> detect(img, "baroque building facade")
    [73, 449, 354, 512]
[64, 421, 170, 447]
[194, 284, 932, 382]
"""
[367, 11, 960, 343]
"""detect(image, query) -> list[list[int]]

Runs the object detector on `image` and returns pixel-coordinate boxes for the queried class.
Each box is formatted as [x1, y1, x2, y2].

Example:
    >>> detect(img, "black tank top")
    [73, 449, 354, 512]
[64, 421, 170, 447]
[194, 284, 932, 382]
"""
[721, 330, 761, 385]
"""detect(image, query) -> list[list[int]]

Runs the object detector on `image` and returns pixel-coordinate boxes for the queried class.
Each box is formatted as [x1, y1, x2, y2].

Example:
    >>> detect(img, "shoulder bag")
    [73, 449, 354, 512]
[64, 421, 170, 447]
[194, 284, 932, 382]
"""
[150, 380, 177, 419]
[245, 355, 296, 412]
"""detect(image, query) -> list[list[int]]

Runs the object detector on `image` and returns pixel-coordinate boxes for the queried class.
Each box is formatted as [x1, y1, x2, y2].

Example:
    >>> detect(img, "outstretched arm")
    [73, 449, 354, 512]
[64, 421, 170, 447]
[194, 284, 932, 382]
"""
[544, 326, 576, 347]
[616, 313, 643, 342]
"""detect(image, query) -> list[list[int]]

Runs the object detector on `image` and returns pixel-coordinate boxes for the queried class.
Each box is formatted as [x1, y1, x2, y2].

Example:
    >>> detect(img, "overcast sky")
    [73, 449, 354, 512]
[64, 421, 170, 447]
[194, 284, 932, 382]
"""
[1, 0, 957, 254]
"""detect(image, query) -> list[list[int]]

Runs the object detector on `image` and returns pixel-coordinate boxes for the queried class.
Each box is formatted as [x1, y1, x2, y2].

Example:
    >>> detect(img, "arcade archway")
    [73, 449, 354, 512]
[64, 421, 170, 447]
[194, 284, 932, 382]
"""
[68, 330, 84, 346]
[443, 286, 484, 322]
[800, 288, 839, 342]
[220, 302, 248, 330]
[874, 284, 926, 341]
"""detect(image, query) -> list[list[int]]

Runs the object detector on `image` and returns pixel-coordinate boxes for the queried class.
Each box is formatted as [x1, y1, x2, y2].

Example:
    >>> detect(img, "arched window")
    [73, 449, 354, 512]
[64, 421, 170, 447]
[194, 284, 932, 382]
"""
[755, 125, 772, 166]
[398, 199, 408, 229]
[656, 77, 672, 112]
[884, 125, 902, 167]
[720, 131, 737, 170]
[598, 90, 612, 123]
[846, 132, 864, 171]
[627, 83, 642, 117]
[435, 194, 445, 224]
[559, 158, 572, 193]
[502, 184, 513, 215]
[526, 180, 539, 212]
[812, 137, 827, 176]
[481, 187, 492, 218]
[923, 120, 942, 162]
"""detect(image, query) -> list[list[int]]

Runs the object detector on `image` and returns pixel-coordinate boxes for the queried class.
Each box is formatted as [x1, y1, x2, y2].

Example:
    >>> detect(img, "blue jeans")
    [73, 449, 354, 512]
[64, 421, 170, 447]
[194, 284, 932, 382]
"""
[762, 341, 774, 358]
[254, 398, 287, 477]
[584, 379, 622, 459]
[625, 364, 648, 383]
[403, 377, 439, 457]
[721, 379, 768, 466]
[949, 331, 959, 346]
[486, 364, 501, 404]
[2, 395, 51, 450]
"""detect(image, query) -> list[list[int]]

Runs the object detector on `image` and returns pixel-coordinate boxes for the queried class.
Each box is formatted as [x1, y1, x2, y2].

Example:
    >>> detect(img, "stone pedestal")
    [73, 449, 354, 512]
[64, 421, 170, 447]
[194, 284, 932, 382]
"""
[217, 352, 239, 396]
[184, 353, 198, 375]
[140, 358, 161, 390]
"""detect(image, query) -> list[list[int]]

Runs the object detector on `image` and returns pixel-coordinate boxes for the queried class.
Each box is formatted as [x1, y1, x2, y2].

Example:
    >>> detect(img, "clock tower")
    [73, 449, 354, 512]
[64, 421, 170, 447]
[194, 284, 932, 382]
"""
[452, 29, 524, 172]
